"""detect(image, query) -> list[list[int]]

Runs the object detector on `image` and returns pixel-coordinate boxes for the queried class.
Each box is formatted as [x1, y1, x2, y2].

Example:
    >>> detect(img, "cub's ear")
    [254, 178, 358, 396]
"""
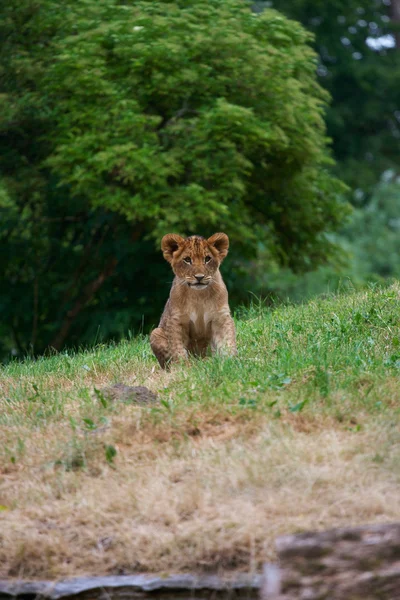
[207, 232, 229, 261]
[161, 233, 185, 263]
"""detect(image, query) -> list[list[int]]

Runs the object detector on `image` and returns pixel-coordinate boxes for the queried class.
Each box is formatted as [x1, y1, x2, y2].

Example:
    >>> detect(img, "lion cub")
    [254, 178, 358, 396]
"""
[150, 233, 237, 368]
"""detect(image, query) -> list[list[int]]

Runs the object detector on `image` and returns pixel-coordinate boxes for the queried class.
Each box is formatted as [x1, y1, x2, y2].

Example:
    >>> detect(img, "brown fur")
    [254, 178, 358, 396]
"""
[150, 233, 237, 368]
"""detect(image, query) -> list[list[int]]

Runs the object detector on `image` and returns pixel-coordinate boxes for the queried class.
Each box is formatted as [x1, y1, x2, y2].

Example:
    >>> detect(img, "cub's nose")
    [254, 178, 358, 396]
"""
[195, 274, 205, 282]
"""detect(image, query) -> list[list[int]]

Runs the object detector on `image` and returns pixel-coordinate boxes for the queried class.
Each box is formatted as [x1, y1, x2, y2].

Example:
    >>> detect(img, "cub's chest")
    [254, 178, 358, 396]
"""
[187, 310, 212, 338]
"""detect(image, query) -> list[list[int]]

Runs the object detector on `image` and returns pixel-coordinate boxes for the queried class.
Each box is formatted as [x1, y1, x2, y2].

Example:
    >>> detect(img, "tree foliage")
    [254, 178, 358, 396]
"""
[0, 0, 347, 359]
[255, 0, 400, 195]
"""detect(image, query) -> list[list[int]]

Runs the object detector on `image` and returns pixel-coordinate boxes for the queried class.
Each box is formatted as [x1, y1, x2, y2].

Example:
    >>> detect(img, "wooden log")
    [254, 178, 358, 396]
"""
[262, 522, 400, 600]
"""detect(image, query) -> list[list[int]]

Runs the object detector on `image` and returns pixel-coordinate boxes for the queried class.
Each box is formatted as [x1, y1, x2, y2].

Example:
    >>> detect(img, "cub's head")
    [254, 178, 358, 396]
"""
[161, 233, 229, 290]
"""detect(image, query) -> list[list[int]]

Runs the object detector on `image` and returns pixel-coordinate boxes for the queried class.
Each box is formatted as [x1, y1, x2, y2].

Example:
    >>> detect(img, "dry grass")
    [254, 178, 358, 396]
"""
[1, 285, 400, 579]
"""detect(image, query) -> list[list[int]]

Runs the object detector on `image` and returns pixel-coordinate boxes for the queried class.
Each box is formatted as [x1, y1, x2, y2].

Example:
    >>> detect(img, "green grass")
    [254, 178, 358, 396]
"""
[1, 284, 400, 578]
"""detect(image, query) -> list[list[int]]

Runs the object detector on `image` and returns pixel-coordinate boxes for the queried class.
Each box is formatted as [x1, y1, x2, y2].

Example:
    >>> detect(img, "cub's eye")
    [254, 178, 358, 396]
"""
[205, 256, 212, 264]
[183, 257, 192, 264]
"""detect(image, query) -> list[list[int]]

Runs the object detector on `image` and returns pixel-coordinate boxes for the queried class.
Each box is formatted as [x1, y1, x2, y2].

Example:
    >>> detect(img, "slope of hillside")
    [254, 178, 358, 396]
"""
[1, 285, 400, 578]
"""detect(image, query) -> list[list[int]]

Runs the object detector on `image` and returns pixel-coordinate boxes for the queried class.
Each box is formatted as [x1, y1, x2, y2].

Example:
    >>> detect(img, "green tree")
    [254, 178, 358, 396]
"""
[341, 173, 400, 282]
[255, 0, 400, 195]
[242, 171, 400, 302]
[0, 0, 348, 359]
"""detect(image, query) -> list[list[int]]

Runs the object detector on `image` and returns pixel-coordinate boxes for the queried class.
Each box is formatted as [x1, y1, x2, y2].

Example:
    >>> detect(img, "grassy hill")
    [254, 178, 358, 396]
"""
[1, 284, 400, 579]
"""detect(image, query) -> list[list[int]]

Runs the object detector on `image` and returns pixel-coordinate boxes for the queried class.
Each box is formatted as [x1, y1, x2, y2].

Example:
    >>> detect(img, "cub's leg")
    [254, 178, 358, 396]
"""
[150, 324, 188, 369]
[150, 327, 170, 369]
[166, 317, 189, 365]
[211, 313, 237, 356]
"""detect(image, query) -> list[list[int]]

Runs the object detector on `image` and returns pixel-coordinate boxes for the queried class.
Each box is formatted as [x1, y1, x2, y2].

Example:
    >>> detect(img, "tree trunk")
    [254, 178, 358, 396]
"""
[49, 257, 117, 351]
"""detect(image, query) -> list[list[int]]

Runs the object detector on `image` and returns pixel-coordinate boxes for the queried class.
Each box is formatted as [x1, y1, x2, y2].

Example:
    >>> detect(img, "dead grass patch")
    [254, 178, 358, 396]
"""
[1, 414, 399, 578]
